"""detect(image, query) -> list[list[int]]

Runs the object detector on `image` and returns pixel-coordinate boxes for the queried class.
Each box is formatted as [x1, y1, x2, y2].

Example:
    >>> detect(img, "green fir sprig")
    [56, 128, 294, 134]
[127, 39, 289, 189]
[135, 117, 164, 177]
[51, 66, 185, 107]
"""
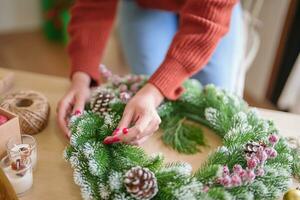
[161, 116, 205, 154]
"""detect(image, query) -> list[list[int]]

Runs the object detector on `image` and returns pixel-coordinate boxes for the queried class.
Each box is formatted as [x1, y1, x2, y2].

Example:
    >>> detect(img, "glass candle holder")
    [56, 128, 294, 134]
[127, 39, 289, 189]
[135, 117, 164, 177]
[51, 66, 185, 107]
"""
[6, 134, 37, 170]
[0, 155, 33, 196]
[0, 155, 11, 173]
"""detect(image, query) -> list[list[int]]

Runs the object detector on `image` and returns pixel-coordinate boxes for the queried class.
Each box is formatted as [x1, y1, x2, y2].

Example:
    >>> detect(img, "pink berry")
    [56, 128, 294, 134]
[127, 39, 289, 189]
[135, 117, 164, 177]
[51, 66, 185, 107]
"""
[269, 149, 277, 158]
[256, 168, 265, 176]
[231, 174, 242, 187]
[265, 147, 277, 158]
[103, 70, 112, 79]
[268, 134, 279, 145]
[130, 83, 139, 93]
[126, 76, 134, 83]
[245, 170, 256, 182]
[239, 169, 247, 181]
[134, 75, 143, 83]
[220, 175, 232, 187]
[112, 76, 121, 86]
[120, 92, 131, 103]
[0, 115, 8, 125]
[233, 164, 243, 174]
[247, 157, 258, 169]
[256, 149, 268, 163]
[264, 147, 272, 155]
[119, 84, 128, 92]
[216, 177, 223, 184]
[222, 165, 230, 175]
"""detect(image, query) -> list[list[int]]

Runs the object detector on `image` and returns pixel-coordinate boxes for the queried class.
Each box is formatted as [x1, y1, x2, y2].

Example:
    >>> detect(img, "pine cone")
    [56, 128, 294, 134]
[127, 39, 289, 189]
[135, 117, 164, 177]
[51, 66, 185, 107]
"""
[124, 166, 158, 200]
[90, 89, 114, 115]
[244, 141, 264, 157]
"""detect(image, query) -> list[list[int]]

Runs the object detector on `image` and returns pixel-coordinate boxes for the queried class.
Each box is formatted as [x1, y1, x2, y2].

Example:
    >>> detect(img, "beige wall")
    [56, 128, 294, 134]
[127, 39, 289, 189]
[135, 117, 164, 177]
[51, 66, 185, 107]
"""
[0, 0, 41, 33]
[245, 0, 291, 100]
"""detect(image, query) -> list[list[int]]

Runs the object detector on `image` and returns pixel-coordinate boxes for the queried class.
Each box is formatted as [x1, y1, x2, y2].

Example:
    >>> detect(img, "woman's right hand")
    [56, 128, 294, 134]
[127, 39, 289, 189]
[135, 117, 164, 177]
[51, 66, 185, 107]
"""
[57, 72, 91, 139]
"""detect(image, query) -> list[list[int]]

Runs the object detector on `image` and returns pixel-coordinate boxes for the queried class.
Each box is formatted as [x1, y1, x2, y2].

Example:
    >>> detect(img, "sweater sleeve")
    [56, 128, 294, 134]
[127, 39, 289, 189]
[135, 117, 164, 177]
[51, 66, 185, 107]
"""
[148, 0, 238, 100]
[67, 0, 118, 84]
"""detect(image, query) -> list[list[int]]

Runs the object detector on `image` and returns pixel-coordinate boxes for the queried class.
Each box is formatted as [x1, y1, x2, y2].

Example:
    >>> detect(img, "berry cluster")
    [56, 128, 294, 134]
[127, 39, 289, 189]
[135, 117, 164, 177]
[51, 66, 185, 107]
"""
[99, 64, 146, 103]
[217, 134, 279, 188]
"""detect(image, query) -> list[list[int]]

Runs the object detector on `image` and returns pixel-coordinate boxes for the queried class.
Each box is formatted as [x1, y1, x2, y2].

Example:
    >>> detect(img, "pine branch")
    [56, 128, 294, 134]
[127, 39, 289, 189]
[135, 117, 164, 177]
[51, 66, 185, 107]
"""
[161, 116, 205, 154]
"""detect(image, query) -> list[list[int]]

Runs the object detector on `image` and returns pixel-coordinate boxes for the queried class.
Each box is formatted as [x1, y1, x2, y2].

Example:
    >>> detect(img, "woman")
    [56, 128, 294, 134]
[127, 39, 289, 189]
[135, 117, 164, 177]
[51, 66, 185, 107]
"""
[57, 0, 243, 145]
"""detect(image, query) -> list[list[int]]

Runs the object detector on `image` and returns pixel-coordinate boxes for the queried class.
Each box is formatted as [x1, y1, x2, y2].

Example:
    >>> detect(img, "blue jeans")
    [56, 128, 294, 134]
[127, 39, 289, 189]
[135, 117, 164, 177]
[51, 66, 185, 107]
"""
[118, 0, 243, 92]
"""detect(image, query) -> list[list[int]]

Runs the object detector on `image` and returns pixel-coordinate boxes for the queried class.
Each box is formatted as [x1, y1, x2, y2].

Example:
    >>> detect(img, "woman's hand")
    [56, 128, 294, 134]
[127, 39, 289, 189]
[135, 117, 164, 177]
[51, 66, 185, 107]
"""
[57, 72, 91, 139]
[104, 83, 164, 145]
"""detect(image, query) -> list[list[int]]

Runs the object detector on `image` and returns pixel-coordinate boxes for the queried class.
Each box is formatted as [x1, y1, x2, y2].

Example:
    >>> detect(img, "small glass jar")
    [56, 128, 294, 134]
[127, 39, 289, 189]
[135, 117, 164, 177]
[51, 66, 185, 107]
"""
[0, 155, 33, 196]
[6, 134, 37, 170]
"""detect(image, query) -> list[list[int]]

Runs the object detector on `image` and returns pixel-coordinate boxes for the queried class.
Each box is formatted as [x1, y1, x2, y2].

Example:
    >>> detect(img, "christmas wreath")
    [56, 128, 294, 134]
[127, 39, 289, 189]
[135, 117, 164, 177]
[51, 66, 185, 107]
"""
[64, 66, 300, 200]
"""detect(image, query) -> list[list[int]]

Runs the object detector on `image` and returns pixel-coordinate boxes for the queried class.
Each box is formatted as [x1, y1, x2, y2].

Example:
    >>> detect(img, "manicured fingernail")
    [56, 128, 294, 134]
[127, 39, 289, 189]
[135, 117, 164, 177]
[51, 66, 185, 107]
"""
[122, 128, 129, 135]
[113, 128, 120, 135]
[74, 110, 81, 116]
[103, 137, 120, 145]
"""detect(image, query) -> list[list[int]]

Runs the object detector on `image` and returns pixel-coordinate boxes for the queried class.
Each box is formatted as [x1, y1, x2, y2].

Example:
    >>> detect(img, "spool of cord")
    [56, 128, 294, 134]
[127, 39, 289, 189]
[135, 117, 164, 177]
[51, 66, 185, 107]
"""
[0, 90, 50, 135]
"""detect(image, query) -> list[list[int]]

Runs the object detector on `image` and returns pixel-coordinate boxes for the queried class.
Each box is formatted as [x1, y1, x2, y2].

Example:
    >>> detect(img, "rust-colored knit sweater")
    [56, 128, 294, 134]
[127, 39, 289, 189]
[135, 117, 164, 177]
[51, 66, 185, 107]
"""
[68, 0, 237, 100]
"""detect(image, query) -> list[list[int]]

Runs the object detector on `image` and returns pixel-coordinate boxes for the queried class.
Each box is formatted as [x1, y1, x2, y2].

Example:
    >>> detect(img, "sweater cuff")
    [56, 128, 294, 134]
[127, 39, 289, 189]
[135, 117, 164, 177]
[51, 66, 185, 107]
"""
[148, 57, 190, 100]
[69, 51, 101, 85]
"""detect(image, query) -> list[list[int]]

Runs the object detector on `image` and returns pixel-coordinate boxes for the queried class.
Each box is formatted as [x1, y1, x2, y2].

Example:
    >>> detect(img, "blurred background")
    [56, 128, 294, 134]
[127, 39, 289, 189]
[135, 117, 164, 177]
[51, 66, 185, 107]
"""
[0, 0, 299, 113]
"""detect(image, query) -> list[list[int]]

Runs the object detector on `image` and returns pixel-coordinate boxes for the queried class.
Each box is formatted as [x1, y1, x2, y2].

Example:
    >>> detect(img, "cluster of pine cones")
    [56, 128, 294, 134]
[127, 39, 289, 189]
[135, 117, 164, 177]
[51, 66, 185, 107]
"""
[89, 89, 114, 115]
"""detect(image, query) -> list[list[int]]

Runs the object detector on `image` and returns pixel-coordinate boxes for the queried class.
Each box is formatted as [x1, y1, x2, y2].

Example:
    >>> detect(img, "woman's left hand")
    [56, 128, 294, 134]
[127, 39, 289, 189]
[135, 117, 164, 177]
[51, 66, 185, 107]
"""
[103, 83, 164, 145]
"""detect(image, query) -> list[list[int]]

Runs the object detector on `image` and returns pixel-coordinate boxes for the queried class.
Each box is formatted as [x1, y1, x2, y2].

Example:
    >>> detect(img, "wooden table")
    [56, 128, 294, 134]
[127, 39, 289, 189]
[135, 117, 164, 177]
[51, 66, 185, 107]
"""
[0, 68, 299, 200]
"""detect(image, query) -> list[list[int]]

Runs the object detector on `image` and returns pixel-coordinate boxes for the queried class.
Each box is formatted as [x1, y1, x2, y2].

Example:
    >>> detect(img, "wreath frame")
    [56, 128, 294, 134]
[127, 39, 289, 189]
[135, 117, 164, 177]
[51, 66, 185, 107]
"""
[64, 68, 300, 200]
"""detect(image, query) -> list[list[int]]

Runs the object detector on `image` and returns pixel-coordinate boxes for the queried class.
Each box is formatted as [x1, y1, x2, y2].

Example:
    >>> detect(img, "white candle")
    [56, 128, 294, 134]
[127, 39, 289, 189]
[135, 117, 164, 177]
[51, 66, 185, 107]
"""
[10, 144, 37, 169]
[6, 166, 33, 195]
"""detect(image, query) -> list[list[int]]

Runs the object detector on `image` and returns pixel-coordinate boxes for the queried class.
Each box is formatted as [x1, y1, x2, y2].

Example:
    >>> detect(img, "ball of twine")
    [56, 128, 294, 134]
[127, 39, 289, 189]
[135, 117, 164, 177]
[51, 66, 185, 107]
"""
[0, 90, 50, 135]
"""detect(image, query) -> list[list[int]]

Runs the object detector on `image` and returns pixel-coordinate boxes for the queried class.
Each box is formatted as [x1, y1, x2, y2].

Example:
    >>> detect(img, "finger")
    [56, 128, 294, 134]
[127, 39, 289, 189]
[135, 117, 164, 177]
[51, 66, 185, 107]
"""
[72, 94, 86, 115]
[117, 109, 134, 129]
[103, 114, 151, 145]
[129, 135, 152, 146]
[57, 103, 71, 138]
[103, 111, 152, 144]
[121, 114, 152, 143]
[57, 97, 73, 138]
[103, 108, 135, 145]
[129, 120, 159, 145]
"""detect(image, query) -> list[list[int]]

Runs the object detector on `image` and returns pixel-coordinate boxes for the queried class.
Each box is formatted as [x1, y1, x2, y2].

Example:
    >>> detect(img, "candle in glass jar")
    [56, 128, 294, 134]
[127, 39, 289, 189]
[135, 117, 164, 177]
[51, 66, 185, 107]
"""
[6, 134, 37, 170]
[10, 144, 37, 169]
[0, 156, 33, 196]
[6, 166, 33, 195]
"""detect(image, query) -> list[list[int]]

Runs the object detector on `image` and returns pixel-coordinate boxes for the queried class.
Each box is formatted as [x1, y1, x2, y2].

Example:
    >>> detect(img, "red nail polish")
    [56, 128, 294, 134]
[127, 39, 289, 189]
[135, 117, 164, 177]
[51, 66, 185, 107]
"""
[103, 137, 120, 145]
[103, 138, 112, 145]
[122, 128, 129, 135]
[112, 137, 121, 143]
[74, 110, 81, 116]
